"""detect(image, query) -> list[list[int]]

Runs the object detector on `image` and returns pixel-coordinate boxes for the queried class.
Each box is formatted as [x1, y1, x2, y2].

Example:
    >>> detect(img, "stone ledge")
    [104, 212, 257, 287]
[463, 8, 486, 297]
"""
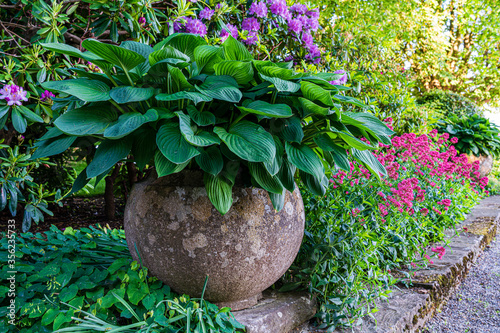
[232, 290, 316, 333]
[294, 196, 500, 333]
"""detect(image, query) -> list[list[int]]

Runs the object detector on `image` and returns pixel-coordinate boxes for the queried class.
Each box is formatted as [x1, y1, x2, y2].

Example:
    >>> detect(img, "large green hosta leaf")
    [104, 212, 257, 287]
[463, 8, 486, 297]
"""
[149, 46, 190, 67]
[176, 112, 220, 147]
[131, 128, 156, 170]
[313, 134, 350, 171]
[272, 116, 304, 143]
[156, 91, 213, 105]
[157, 33, 207, 61]
[194, 45, 224, 74]
[300, 81, 334, 107]
[204, 172, 233, 215]
[82, 39, 145, 71]
[187, 105, 216, 126]
[351, 148, 387, 180]
[222, 36, 253, 61]
[42, 79, 110, 102]
[195, 146, 224, 176]
[343, 112, 394, 144]
[154, 150, 189, 177]
[285, 142, 324, 180]
[259, 74, 301, 93]
[104, 109, 158, 139]
[109, 87, 155, 104]
[214, 121, 275, 162]
[300, 170, 328, 196]
[248, 162, 284, 194]
[237, 101, 293, 118]
[156, 122, 200, 164]
[195, 75, 242, 103]
[87, 138, 132, 178]
[54, 106, 117, 135]
[121, 41, 154, 74]
[214, 60, 254, 85]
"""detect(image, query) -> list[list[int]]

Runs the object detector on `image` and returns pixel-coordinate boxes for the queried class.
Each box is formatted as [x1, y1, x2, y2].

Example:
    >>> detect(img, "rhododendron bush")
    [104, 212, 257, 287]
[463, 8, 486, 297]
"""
[282, 123, 487, 329]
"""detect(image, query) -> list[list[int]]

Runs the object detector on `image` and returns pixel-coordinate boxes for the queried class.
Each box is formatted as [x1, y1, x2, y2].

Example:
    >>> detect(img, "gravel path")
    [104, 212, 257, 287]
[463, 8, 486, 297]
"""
[422, 236, 500, 333]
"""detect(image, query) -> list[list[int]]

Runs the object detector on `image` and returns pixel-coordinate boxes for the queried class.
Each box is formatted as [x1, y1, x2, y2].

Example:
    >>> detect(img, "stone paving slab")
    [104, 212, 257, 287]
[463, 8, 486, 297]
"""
[293, 196, 500, 333]
[232, 290, 316, 333]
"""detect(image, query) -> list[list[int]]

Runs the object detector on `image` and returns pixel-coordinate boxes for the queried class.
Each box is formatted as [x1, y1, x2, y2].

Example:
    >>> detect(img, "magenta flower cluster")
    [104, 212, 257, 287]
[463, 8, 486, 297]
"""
[329, 120, 488, 266]
[41, 90, 55, 101]
[0, 84, 28, 106]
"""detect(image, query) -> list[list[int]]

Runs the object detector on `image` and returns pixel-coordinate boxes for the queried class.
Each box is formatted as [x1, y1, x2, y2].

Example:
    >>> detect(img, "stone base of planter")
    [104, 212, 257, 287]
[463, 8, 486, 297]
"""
[232, 290, 316, 333]
[292, 196, 500, 333]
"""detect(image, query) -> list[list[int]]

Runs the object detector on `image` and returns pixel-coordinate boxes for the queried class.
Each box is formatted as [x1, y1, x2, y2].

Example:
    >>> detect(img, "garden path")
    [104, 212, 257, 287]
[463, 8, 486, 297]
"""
[422, 235, 500, 333]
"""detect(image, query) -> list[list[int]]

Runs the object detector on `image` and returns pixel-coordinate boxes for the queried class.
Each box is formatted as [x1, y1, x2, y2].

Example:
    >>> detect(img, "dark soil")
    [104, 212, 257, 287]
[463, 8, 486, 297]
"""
[0, 196, 126, 233]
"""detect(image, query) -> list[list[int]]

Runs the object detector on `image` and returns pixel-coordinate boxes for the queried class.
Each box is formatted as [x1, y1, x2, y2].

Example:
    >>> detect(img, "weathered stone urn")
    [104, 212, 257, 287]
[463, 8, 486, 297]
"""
[467, 154, 493, 178]
[124, 170, 305, 310]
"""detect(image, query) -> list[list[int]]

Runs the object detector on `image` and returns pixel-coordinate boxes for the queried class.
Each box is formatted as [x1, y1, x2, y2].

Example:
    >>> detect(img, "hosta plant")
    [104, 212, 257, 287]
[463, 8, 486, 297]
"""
[34, 33, 393, 214]
[435, 114, 500, 158]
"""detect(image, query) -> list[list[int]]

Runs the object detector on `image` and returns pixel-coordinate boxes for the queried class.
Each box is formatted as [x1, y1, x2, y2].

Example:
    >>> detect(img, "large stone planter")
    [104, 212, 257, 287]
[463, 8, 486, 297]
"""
[467, 154, 493, 178]
[124, 170, 305, 310]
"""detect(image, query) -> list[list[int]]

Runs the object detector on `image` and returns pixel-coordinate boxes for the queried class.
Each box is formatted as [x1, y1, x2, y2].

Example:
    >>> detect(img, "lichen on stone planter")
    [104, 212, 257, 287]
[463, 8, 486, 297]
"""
[124, 170, 305, 310]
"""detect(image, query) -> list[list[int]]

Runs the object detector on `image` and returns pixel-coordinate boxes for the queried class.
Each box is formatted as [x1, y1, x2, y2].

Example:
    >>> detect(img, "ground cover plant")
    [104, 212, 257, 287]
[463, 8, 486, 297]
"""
[0, 225, 245, 332]
[282, 123, 487, 329]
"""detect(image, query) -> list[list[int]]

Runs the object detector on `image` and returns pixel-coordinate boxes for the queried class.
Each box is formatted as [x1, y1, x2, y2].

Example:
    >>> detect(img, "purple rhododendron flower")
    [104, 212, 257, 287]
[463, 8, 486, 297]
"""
[302, 32, 314, 47]
[220, 24, 238, 40]
[173, 17, 186, 32]
[41, 90, 55, 101]
[288, 18, 302, 34]
[249, 2, 268, 18]
[242, 17, 260, 32]
[185, 18, 207, 36]
[329, 69, 349, 85]
[306, 8, 320, 19]
[243, 31, 259, 45]
[199, 7, 215, 20]
[270, 0, 288, 16]
[290, 3, 308, 15]
[307, 17, 319, 31]
[305, 44, 321, 63]
[138, 17, 146, 25]
[0, 84, 28, 106]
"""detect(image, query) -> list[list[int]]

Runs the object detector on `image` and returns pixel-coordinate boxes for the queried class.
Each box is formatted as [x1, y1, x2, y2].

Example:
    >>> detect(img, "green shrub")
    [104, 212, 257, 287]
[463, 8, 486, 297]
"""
[0, 141, 63, 231]
[435, 114, 500, 158]
[416, 90, 484, 118]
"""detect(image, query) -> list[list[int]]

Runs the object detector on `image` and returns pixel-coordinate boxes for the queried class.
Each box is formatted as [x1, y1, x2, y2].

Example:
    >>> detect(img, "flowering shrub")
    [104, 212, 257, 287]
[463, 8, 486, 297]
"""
[282, 125, 486, 329]
[172, 0, 323, 63]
